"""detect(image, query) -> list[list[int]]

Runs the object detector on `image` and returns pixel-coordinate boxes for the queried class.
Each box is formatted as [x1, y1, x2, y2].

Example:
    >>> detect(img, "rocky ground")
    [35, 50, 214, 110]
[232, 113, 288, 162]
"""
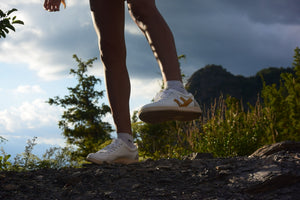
[1, 141, 300, 200]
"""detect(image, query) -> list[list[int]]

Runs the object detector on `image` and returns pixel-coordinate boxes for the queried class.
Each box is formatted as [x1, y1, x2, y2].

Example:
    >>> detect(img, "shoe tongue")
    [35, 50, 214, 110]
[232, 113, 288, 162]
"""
[100, 139, 120, 151]
[155, 89, 172, 100]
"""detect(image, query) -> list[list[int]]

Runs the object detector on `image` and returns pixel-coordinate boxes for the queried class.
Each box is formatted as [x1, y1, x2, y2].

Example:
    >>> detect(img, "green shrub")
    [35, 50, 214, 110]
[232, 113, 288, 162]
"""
[261, 47, 300, 142]
[195, 96, 268, 157]
[0, 148, 12, 171]
[133, 95, 270, 159]
[0, 137, 82, 171]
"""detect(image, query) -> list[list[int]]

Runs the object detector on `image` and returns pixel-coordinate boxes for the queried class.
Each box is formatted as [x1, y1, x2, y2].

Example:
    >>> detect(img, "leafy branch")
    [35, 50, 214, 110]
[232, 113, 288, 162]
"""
[0, 8, 24, 38]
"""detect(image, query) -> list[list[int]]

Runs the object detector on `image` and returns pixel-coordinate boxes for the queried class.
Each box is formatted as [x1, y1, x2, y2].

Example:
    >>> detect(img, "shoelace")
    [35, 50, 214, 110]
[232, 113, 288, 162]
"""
[98, 139, 122, 153]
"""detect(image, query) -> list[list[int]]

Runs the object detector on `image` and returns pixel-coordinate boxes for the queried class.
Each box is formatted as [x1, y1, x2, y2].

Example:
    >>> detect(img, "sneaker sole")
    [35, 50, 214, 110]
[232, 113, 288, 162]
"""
[87, 157, 139, 165]
[138, 106, 202, 124]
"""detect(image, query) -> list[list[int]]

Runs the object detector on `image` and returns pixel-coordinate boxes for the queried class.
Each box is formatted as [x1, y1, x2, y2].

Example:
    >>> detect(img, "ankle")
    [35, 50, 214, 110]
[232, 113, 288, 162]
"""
[165, 80, 188, 94]
[117, 133, 135, 148]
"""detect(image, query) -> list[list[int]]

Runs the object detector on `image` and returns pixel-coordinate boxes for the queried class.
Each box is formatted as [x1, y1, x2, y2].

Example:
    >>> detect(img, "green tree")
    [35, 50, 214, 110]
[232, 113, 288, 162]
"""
[48, 55, 112, 159]
[261, 47, 300, 142]
[0, 8, 24, 38]
[0, 8, 24, 141]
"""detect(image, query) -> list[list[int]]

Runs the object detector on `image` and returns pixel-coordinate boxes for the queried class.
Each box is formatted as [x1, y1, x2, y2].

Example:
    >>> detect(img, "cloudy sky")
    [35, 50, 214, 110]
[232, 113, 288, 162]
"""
[1, 0, 299, 157]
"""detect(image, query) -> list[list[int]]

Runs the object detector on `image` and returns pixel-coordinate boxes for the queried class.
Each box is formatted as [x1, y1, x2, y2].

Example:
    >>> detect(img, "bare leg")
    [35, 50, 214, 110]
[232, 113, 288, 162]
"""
[127, 0, 182, 84]
[90, 0, 132, 134]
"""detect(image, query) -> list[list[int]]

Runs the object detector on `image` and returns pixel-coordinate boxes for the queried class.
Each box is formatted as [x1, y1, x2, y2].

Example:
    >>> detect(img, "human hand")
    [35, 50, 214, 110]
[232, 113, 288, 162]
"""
[44, 0, 66, 12]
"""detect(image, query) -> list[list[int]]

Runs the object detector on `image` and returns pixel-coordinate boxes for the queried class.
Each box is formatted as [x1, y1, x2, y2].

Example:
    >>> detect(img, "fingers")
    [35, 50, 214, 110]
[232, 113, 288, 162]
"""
[44, 0, 61, 12]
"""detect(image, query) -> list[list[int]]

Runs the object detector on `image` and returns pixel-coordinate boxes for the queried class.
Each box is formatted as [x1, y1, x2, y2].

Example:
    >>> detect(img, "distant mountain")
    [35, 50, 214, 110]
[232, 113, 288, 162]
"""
[186, 64, 294, 107]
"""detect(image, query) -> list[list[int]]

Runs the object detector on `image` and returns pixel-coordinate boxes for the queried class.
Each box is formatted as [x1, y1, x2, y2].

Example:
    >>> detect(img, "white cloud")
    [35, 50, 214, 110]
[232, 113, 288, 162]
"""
[0, 2, 94, 81]
[0, 99, 62, 132]
[86, 60, 104, 77]
[0, 37, 68, 81]
[130, 78, 161, 112]
[14, 85, 45, 94]
[131, 78, 161, 100]
[1, 134, 23, 140]
[4, 0, 40, 5]
[37, 137, 66, 147]
[125, 23, 143, 36]
[102, 113, 114, 129]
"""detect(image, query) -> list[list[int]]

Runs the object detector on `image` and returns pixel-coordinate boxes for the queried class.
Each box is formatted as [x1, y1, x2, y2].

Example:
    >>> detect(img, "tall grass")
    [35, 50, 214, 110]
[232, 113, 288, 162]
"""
[135, 95, 274, 159]
[183, 96, 269, 157]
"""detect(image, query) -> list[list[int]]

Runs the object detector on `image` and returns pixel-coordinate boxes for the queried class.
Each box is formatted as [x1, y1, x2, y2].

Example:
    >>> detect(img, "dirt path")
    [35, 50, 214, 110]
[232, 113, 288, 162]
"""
[1, 142, 300, 200]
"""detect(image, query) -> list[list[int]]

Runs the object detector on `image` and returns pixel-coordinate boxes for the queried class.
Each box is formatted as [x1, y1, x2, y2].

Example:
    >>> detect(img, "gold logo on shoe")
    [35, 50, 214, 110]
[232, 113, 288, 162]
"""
[174, 97, 193, 107]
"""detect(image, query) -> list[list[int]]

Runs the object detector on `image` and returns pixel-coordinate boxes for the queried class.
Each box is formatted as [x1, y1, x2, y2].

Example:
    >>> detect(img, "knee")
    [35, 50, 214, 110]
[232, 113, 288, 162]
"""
[128, 0, 157, 22]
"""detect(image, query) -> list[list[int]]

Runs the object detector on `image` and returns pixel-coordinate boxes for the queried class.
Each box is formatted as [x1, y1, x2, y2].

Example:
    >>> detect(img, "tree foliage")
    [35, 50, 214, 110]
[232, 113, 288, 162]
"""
[48, 55, 112, 159]
[261, 47, 300, 142]
[0, 8, 24, 38]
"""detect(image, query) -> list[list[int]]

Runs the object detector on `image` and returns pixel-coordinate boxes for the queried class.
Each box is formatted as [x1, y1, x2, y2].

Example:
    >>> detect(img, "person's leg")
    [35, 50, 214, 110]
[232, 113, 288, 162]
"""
[87, 0, 138, 164]
[90, 0, 131, 135]
[127, 0, 182, 85]
[127, 0, 202, 123]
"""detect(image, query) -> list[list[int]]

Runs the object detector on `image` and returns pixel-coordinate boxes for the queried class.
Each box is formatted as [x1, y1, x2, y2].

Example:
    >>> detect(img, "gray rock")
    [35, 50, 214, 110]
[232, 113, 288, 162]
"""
[249, 140, 300, 157]
[184, 152, 214, 160]
[0, 141, 300, 199]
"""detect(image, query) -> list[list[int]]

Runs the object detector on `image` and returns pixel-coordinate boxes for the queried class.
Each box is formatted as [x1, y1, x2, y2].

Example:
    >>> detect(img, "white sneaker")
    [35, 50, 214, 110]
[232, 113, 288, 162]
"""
[138, 89, 201, 123]
[86, 139, 139, 164]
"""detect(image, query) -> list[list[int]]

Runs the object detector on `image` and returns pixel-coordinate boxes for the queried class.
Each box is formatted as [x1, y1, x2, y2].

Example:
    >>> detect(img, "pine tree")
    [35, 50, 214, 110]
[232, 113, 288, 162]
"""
[48, 55, 112, 159]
